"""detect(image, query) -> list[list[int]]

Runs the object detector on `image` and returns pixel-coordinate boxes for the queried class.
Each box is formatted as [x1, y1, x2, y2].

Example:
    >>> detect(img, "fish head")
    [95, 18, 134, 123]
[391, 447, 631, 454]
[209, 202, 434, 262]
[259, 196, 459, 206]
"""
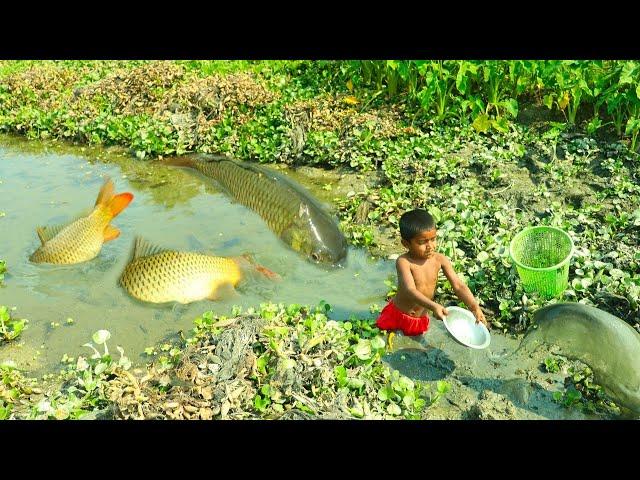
[286, 202, 348, 266]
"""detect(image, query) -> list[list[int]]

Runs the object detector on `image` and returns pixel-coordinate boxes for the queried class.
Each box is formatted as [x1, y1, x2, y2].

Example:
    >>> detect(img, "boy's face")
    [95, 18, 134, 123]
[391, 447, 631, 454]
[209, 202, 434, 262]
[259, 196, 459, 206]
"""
[402, 228, 437, 260]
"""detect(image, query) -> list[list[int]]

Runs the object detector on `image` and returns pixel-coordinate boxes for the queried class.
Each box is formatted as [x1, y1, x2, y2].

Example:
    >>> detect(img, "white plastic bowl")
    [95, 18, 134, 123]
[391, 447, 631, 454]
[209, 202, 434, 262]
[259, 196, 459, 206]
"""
[443, 306, 491, 349]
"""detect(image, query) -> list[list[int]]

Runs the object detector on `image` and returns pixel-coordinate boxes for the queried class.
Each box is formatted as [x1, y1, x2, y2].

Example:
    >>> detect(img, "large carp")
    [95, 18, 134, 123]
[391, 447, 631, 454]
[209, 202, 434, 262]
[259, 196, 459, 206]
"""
[29, 178, 133, 265]
[521, 302, 640, 417]
[162, 154, 347, 266]
[120, 237, 280, 304]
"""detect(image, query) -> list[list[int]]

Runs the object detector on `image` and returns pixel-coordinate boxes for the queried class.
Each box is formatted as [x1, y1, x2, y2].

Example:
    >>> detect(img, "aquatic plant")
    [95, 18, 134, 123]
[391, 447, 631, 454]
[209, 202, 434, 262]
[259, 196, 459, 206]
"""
[102, 302, 444, 420]
[551, 362, 619, 416]
[0, 306, 27, 342]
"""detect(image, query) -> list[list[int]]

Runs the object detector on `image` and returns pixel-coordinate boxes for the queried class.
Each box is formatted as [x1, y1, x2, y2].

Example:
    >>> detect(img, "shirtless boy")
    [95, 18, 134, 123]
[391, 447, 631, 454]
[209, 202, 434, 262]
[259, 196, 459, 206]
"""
[377, 209, 487, 337]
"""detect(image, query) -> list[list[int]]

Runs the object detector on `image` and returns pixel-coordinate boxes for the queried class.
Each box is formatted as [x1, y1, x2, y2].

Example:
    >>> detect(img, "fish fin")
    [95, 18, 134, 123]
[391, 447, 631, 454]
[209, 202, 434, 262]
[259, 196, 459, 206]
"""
[107, 192, 134, 218]
[238, 253, 281, 281]
[94, 177, 115, 207]
[254, 264, 282, 281]
[208, 282, 239, 301]
[36, 223, 68, 244]
[132, 237, 169, 260]
[298, 202, 310, 218]
[103, 225, 120, 242]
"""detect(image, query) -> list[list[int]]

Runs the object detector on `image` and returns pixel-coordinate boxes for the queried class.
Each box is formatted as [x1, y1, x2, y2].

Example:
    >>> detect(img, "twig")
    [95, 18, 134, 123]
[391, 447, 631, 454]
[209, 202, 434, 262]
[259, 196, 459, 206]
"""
[488, 182, 513, 196]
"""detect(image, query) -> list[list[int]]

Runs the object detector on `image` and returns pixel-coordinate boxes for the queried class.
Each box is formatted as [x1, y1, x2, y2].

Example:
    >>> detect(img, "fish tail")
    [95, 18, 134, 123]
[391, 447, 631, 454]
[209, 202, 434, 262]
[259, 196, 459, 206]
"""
[94, 178, 134, 220]
[94, 177, 115, 207]
[106, 192, 134, 219]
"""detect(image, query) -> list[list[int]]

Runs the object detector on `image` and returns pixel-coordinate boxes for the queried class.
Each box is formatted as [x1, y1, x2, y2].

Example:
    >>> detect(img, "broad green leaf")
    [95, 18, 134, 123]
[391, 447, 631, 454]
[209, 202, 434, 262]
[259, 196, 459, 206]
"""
[92, 330, 111, 345]
[94, 362, 107, 375]
[370, 335, 386, 350]
[398, 376, 414, 391]
[386, 403, 401, 416]
[437, 381, 450, 394]
[472, 114, 491, 133]
[403, 393, 416, 408]
[558, 91, 570, 110]
[477, 251, 490, 263]
[334, 365, 347, 387]
[353, 340, 371, 360]
[619, 62, 636, 85]
[503, 98, 519, 118]
[378, 386, 391, 401]
[492, 117, 510, 133]
[625, 117, 640, 135]
[348, 378, 365, 390]
[609, 268, 625, 278]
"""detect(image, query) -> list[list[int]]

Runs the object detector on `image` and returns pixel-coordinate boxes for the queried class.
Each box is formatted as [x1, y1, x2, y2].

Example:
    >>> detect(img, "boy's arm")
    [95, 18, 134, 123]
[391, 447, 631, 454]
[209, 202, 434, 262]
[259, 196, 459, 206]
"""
[439, 254, 487, 325]
[396, 257, 447, 318]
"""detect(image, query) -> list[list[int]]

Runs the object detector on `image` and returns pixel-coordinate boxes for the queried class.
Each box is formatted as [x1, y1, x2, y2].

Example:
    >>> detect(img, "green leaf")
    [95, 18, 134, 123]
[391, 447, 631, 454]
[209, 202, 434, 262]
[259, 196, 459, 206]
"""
[436, 381, 450, 394]
[347, 378, 365, 390]
[92, 330, 111, 345]
[492, 117, 510, 133]
[619, 62, 636, 85]
[353, 340, 372, 360]
[398, 376, 414, 391]
[472, 114, 491, 133]
[334, 365, 347, 387]
[543, 94, 554, 109]
[370, 335, 386, 350]
[378, 387, 390, 401]
[609, 268, 625, 279]
[94, 362, 107, 375]
[477, 251, 490, 263]
[456, 64, 469, 94]
[503, 98, 519, 118]
[402, 393, 416, 408]
[625, 117, 640, 136]
[386, 403, 401, 416]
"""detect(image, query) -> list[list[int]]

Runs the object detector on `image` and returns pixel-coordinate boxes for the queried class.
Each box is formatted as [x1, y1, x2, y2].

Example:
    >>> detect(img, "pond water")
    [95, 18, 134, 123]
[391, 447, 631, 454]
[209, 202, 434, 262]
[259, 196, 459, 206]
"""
[0, 134, 395, 375]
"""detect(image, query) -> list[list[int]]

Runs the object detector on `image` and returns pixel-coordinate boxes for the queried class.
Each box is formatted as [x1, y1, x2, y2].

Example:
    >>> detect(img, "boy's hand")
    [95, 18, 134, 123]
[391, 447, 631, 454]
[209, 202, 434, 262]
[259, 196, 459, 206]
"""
[471, 306, 488, 327]
[433, 304, 449, 321]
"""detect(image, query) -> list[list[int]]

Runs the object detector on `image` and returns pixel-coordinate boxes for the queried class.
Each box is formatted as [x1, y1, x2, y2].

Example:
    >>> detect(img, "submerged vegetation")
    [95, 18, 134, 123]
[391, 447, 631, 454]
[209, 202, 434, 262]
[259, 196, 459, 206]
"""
[0, 60, 638, 419]
[0, 306, 27, 343]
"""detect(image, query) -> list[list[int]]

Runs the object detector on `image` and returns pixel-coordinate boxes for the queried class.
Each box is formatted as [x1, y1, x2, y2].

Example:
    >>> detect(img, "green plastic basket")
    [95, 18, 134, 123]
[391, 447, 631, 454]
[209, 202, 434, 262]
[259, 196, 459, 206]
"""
[509, 226, 574, 298]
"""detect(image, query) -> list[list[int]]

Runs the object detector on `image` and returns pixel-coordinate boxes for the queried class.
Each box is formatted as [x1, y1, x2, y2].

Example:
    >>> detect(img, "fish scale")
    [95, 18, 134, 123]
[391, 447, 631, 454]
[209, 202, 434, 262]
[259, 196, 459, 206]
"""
[120, 249, 242, 304]
[29, 178, 133, 265]
[162, 154, 348, 265]
[30, 215, 103, 263]
[201, 160, 296, 235]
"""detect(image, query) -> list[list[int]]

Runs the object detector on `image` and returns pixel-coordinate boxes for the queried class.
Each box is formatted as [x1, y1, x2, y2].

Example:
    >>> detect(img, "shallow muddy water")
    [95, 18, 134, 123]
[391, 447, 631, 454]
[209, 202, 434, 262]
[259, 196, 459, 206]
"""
[0, 135, 394, 374]
[0, 135, 614, 419]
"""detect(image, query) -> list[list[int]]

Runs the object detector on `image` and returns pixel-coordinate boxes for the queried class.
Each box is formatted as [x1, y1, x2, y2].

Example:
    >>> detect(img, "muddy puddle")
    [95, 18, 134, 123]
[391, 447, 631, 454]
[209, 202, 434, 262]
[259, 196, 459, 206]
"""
[0, 134, 395, 375]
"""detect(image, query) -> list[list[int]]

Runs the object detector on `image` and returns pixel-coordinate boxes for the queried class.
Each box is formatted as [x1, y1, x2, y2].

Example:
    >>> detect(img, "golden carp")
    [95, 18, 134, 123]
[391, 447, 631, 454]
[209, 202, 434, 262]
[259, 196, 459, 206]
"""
[120, 237, 280, 304]
[162, 154, 348, 266]
[29, 178, 134, 265]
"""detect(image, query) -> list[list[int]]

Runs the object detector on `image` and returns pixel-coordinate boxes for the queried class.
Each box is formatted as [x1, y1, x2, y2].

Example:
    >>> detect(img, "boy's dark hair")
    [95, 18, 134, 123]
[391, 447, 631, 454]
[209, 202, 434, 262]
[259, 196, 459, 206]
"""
[399, 209, 435, 241]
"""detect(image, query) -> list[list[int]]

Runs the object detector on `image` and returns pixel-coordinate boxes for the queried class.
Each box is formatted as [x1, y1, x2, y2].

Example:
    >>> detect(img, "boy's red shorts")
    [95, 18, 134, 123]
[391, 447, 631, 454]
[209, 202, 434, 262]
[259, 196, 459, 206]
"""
[376, 300, 430, 336]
